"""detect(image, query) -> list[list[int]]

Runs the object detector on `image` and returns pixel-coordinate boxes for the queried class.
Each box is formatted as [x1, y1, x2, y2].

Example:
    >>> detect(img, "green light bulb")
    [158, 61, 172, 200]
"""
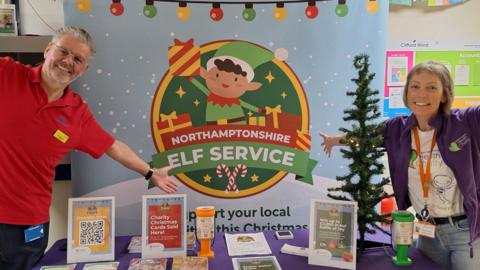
[242, 8, 256, 22]
[335, 4, 348, 17]
[144, 4, 157, 18]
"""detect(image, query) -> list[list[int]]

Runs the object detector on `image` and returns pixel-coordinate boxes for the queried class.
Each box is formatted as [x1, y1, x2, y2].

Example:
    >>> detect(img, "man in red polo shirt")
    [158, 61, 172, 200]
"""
[0, 26, 179, 269]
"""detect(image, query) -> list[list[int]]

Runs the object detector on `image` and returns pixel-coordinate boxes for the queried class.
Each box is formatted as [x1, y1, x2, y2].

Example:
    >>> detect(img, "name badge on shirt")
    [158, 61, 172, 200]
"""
[24, 224, 44, 243]
[54, 129, 69, 143]
[414, 221, 436, 238]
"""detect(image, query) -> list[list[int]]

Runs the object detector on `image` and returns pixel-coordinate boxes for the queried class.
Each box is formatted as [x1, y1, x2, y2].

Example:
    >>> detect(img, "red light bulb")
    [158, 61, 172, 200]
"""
[110, 0, 124, 16]
[210, 4, 223, 21]
[305, 2, 318, 19]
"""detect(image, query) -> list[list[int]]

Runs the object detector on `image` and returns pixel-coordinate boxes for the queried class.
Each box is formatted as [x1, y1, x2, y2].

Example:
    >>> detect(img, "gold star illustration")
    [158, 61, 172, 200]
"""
[250, 173, 259, 182]
[265, 71, 275, 84]
[247, 111, 254, 117]
[176, 86, 186, 98]
[203, 174, 212, 183]
[193, 99, 200, 106]
[281, 91, 287, 99]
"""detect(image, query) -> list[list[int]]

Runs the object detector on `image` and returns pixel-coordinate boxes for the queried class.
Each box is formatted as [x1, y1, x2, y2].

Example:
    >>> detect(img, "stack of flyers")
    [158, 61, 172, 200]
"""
[127, 236, 142, 253]
[127, 258, 167, 270]
[40, 265, 76, 270]
[82, 262, 119, 270]
[171, 256, 208, 270]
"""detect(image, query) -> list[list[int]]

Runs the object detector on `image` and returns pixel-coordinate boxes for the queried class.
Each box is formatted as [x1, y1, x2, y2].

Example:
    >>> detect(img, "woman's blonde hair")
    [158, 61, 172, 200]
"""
[403, 61, 454, 115]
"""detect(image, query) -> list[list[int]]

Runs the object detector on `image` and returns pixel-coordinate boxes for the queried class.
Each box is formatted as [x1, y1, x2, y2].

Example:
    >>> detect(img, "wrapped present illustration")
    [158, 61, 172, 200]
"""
[156, 111, 192, 134]
[265, 105, 282, 128]
[265, 105, 301, 132]
[168, 38, 201, 76]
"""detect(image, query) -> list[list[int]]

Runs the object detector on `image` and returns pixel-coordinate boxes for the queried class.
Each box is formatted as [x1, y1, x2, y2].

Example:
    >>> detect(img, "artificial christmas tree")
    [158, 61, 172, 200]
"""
[328, 54, 393, 253]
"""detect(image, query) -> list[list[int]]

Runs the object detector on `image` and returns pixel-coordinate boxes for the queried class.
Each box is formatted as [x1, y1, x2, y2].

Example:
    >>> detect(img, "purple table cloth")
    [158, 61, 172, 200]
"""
[33, 230, 439, 270]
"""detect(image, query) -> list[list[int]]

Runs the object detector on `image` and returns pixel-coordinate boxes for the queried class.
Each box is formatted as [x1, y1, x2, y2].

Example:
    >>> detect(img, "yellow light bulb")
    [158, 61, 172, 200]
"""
[176, 7, 190, 21]
[76, 0, 91, 13]
[365, 0, 380, 14]
[273, 7, 287, 21]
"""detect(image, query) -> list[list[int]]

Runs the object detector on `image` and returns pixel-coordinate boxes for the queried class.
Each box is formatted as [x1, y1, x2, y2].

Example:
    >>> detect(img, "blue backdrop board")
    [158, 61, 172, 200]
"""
[65, 0, 388, 235]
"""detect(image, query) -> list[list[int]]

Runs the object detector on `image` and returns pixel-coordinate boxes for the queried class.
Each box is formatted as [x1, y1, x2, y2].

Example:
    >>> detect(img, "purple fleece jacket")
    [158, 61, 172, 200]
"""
[382, 107, 480, 246]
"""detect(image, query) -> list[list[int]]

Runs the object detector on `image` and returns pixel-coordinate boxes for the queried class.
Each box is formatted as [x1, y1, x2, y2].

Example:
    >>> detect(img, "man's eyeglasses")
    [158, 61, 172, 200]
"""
[52, 43, 88, 67]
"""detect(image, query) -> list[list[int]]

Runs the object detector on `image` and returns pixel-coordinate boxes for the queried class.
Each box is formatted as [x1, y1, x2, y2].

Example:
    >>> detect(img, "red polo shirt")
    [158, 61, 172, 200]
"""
[0, 57, 115, 225]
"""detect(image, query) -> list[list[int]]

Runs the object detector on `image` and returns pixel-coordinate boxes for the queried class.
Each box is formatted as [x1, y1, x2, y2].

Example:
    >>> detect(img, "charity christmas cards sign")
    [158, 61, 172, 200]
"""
[67, 197, 115, 264]
[142, 194, 187, 258]
[308, 199, 357, 270]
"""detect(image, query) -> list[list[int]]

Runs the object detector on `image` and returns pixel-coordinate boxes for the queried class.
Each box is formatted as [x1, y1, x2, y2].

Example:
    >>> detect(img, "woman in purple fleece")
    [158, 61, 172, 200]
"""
[320, 61, 480, 270]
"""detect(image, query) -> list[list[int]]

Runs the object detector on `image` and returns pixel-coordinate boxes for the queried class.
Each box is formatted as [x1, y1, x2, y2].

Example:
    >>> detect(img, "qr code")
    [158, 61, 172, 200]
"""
[79, 220, 105, 245]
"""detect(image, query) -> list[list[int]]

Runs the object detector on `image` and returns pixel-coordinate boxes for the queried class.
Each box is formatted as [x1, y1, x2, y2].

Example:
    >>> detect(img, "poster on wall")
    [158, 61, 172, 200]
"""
[383, 51, 414, 117]
[308, 199, 357, 270]
[0, 4, 17, 36]
[142, 194, 187, 258]
[67, 197, 115, 264]
[384, 47, 480, 117]
[387, 55, 409, 86]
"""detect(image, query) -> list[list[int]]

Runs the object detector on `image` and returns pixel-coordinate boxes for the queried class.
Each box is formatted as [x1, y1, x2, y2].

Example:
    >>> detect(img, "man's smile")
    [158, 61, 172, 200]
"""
[56, 63, 73, 74]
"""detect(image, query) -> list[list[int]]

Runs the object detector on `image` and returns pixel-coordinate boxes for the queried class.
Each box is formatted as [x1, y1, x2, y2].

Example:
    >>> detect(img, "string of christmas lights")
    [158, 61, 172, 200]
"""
[75, 0, 380, 21]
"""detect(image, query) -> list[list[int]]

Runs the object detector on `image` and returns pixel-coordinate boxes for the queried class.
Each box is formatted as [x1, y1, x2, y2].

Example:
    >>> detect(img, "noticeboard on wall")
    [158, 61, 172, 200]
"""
[384, 40, 480, 117]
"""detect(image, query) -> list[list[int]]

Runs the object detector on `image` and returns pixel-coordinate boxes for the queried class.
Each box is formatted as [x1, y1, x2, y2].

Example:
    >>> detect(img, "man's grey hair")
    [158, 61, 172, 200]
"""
[51, 26, 96, 55]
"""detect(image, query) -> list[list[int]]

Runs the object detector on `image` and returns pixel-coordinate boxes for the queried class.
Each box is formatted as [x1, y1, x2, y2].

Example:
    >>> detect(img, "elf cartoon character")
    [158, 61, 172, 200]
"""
[190, 41, 276, 125]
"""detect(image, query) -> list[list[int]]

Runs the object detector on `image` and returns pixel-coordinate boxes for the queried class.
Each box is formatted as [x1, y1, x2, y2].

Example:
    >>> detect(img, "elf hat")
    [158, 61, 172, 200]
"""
[206, 41, 277, 82]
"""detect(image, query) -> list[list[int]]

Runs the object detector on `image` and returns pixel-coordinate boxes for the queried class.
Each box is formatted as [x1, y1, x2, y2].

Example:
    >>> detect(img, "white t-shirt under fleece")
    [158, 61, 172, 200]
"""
[408, 129, 464, 218]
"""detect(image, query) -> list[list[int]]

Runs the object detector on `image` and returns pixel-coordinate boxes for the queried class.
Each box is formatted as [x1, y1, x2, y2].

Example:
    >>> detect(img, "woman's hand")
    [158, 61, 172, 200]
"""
[319, 132, 345, 157]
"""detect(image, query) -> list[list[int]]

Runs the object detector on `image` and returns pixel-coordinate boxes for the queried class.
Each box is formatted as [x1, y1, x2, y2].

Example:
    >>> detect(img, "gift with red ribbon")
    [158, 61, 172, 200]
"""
[156, 111, 192, 135]
[265, 105, 301, 132]
[168, 38, 201, 76]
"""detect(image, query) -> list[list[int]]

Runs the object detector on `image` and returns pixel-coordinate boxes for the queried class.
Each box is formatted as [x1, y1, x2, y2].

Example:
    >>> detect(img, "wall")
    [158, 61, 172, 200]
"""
[46, 0, 480, 250]
[48, 181, 71, 250]
[388, 0, 480, 41]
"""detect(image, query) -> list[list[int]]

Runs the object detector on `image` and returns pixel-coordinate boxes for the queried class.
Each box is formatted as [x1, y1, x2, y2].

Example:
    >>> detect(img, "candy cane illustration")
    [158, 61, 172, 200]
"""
[216, 163, 248, 193]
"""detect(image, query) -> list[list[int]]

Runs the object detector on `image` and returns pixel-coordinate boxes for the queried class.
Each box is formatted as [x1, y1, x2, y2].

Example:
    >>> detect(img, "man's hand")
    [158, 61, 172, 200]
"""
[150, 165, 178, 193]
[106, 140, 180, 193]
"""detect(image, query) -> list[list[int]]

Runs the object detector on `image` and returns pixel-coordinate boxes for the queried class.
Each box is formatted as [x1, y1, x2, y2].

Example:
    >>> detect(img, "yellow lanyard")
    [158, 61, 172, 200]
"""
[412, 127, 437, 200]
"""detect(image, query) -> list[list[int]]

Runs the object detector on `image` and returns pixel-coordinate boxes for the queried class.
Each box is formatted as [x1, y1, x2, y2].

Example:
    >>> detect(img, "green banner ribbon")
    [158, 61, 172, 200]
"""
[149, 141, 316, 187]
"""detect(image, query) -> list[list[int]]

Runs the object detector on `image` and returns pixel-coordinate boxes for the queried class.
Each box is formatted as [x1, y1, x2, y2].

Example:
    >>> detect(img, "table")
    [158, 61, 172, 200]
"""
[34, 230, 439, 269]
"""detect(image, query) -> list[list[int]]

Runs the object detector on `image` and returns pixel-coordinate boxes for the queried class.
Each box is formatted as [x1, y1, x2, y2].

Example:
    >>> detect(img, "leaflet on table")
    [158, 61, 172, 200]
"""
[171, 256, 208, 270]
[39, 265, 76, 270]
[225, 232, 272, 256]
[232, 256, 282, 270]
[67, 197, 115, 264]
[127, 258, 167, 270]
[82, 261, 119, 270]
[308, 199, 358, 270]
[280, 243, 309, 257]
[142, 194, 187, 259]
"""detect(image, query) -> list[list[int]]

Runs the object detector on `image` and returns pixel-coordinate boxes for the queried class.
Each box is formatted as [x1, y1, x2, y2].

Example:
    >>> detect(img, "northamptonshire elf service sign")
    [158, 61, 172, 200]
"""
[150, 38, 317, 198]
